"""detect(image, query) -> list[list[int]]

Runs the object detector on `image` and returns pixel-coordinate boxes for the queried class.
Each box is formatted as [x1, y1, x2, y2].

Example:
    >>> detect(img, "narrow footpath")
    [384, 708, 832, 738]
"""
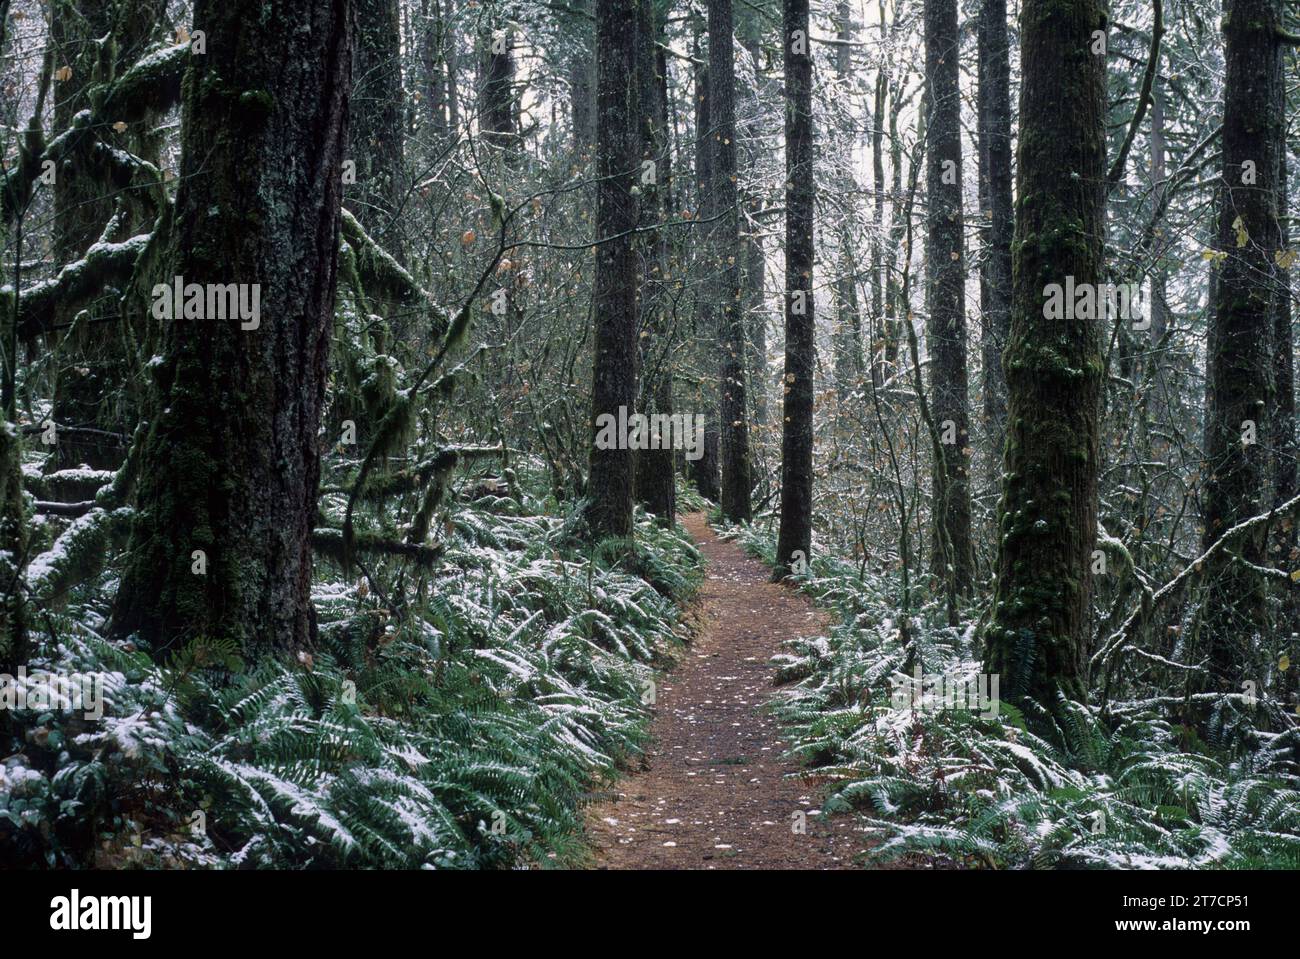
[586, 512, 872, 869]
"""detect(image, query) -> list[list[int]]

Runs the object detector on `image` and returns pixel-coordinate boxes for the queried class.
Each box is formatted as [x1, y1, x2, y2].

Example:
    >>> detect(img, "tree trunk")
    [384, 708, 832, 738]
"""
[869, 63, 886, 389]
[924, 0, 973, 594]
[1147, 85, 1171, 422]
[479, 20, 517, 152]
[983, 0, 1107, 706]
[1272, 137, 1295, 513]
[774, 0, 814, 577]
[633, 0, 674, 525]
[351, 0, 406, 249]
[744, 224, 768, 425]
[833, 243, 862, 401]
[832, 1, 862, 401]
[0, 400, 25, 671]
[708, 0, 752, 523]
[445, 0, 460, 132]
[111, 0, 353, 657]
[1198, 0, 1283, 688]
[977, 0, 1011, 458]
[570, 0, 596, 153]
[687, 23, 720, 502]
[585, 0, 639, 540]
[419, 0, 450, 140]
[883, 80, 905, 376]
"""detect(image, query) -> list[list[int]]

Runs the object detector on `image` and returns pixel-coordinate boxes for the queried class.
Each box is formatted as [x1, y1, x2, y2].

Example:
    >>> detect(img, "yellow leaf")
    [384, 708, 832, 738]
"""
[112, 121, 128, 133]
[1280, 654, 1291, 672]
[55, 66, 73, 82]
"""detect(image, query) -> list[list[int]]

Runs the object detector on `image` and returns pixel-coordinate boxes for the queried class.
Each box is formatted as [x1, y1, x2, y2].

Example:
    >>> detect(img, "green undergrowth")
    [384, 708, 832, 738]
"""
[724, 518, 1300, 870]
[1, 478, 702, 869]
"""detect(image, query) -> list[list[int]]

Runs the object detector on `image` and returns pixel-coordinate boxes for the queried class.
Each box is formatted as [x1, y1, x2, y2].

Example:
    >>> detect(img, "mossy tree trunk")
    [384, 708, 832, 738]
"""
[585, 0, 639, 540]
[111, 0, 353, 657]
[924, 0, 973, 596]
[1198, 0, 1283, 689]
[774, 0, 814, 578]
[983, 0, 1107, 706]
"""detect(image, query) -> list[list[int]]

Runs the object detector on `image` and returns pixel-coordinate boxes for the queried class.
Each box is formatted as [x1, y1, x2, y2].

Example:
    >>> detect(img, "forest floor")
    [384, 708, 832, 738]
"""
[584, 512, 875, 869]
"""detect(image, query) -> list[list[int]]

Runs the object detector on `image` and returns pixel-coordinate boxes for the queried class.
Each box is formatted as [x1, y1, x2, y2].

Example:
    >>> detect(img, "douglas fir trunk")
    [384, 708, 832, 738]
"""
[111, 0, 354, 656]
[983, 0, 1107, 705]
[774, 0, 815, 577]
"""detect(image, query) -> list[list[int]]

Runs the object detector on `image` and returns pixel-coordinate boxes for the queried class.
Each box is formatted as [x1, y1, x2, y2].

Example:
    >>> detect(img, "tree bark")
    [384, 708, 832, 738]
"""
[869, 59, 886, 389]
[744, 224, 768, 425]
[1198, 0, 1283, 688]
[479, 20, 517, 152]
[569, 0, 596, 153]
[708, 0, 752, 523]
[687, 22, 720, 502]
[977, 0, 1011, 459]
[633, 0, 674, 525]
[983, 0, 1107, 705]
[1272, 132, 1295, 514]
[111, 0, 353, 657]
[774, 0, 814, 577]
[832, 0, 862, 400]
[924, 0, 973, 594]
[585, 0, 640, 540]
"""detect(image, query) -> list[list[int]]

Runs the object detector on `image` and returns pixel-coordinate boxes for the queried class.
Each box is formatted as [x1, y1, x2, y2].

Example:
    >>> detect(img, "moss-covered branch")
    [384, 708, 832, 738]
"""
[311, 527, 445, 566]
[23, 507, 135, 608]
[5, 232, 151, 339]
[93, 42, 188, 123]
[1, 41, 186, 227]
[340, 208, 448, 335]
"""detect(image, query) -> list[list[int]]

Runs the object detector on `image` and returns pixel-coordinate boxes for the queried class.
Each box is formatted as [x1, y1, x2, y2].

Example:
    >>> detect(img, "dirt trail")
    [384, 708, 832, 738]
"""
[585, 512, 871, 869]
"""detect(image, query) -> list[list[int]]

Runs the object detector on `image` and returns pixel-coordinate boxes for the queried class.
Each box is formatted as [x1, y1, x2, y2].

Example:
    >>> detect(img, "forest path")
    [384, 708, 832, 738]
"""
[584, 512, 871, 869]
